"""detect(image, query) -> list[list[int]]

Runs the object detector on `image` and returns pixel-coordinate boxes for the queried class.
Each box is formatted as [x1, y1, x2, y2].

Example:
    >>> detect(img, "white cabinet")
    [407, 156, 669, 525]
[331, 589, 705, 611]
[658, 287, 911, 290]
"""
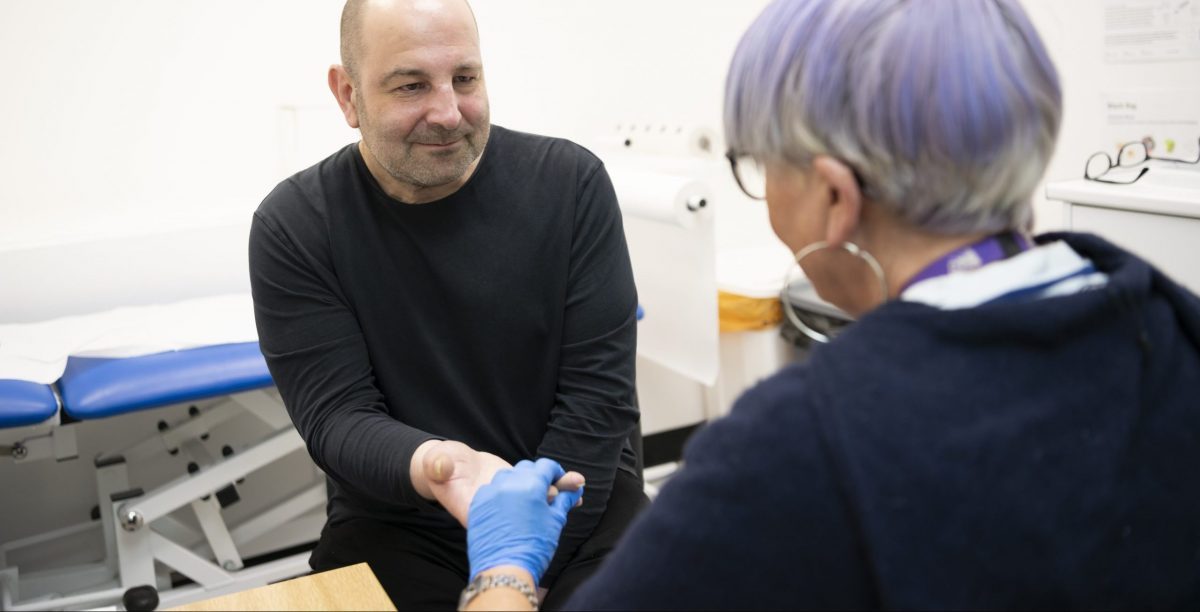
[1046, 167, 1200, 294]
[1070, 204, 1200, 291]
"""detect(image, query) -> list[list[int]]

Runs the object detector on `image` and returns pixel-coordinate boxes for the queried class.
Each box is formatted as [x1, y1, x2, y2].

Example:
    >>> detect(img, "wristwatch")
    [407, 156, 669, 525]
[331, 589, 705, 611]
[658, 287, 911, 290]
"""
[458, 573, 540, 610]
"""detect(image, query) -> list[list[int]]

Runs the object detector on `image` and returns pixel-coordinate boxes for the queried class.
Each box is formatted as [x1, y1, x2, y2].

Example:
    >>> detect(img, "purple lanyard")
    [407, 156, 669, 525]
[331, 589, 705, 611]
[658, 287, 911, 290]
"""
[900, 232, 1032, 293]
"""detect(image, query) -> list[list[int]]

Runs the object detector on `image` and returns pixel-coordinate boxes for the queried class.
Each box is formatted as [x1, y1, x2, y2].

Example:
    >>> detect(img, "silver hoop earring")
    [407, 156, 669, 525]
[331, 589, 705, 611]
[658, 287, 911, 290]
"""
[781, 241, 888, 344]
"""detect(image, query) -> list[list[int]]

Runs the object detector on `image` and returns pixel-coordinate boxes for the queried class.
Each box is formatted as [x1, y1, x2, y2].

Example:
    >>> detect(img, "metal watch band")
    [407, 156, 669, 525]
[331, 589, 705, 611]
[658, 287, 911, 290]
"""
[458, 573, 539, 610]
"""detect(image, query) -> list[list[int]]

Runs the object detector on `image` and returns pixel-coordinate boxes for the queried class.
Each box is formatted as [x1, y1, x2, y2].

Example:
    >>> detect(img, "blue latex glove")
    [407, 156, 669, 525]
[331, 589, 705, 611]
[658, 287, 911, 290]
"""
[466, 458, 585, 582]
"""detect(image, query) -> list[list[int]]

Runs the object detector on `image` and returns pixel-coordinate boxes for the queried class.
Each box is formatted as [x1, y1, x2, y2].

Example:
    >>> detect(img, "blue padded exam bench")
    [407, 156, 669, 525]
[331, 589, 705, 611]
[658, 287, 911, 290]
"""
[7, 340, 317, 612]
[2, 375, 65, 467]
[0, 379, 59, 428]
[59, 342, 273, 420]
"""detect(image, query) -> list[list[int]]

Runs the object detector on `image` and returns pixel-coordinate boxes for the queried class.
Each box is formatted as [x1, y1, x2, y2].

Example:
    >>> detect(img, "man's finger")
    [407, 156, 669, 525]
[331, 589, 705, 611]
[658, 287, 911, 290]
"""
[554, 471, 585, 492]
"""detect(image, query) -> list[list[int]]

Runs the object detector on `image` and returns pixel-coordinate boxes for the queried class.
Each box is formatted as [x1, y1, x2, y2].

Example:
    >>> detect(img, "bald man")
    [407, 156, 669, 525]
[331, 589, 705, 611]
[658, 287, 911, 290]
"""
[248, 0, 646, 608]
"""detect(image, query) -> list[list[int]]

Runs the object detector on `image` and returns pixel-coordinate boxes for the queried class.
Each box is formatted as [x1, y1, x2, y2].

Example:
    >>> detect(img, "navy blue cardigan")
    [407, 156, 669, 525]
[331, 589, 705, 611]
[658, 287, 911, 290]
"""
[568, 233, 1200, 609]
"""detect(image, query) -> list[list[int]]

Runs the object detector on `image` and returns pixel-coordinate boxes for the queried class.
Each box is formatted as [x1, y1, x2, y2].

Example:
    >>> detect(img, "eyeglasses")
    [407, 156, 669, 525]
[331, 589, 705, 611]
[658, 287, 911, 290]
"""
[1118, 137, 1200, 166]
[726, 150, 766, 200]
[727, 149, 876, 201]
[1084, 150, 1148, 185]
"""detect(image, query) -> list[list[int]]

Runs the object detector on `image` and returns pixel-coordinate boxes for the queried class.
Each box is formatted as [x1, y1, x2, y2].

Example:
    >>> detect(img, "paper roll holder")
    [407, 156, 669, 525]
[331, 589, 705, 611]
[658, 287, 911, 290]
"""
[686, 196, 707, 212]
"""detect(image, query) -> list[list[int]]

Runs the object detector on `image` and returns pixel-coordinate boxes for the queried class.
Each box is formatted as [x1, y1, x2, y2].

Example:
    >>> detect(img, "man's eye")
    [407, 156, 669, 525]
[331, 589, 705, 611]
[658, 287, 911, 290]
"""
[395, 83, 425, 93]
[454, 75, 478, 84]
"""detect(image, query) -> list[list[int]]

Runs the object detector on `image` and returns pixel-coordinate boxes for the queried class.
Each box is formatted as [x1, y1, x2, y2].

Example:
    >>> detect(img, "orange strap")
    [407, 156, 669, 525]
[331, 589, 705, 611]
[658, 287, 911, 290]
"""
[717, 291, 783, 332]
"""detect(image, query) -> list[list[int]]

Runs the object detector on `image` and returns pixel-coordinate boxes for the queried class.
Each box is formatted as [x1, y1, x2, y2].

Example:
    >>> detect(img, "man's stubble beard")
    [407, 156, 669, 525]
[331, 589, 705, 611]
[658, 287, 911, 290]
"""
[357, 94, 491, 190]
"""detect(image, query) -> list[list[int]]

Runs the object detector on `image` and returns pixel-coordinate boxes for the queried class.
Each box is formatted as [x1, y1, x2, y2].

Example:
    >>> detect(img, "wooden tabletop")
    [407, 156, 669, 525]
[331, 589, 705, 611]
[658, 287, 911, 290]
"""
[170, 563, 396, 611]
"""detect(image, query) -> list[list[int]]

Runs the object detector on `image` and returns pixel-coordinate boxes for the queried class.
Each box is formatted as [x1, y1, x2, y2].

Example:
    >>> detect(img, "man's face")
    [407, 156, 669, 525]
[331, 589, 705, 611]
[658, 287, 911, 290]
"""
[353, 2, 490, 192]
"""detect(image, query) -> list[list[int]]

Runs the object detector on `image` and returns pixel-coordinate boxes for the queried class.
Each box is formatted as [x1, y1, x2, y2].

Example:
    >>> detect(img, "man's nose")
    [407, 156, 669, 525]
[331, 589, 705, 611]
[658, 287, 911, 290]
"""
[425, 83, 463, 131]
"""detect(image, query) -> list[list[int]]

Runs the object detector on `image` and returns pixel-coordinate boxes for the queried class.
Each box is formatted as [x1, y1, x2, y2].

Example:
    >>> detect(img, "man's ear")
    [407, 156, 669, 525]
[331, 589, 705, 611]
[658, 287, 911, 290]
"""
[328, 65, 360, 129]
[812, 155, 863, 245]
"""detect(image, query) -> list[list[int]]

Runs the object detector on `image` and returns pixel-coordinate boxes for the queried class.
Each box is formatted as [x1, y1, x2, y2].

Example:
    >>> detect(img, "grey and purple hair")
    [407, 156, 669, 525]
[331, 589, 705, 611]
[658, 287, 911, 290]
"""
[724, 0, 1062, 233]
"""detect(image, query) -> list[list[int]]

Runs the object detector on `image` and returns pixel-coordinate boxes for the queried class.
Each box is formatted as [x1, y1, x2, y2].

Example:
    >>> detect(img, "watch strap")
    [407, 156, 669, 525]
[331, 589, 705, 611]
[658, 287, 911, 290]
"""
[458, 573, 539, 610]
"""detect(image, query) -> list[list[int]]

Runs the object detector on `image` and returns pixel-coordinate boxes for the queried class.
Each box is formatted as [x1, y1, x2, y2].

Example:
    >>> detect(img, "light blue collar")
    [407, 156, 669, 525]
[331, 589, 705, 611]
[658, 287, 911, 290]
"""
[900, 241, 1109, 310]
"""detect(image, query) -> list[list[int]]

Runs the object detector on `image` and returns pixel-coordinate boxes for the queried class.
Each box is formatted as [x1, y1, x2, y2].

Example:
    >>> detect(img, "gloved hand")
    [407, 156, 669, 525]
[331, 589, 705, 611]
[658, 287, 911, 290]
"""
[466, 458, 585, 582]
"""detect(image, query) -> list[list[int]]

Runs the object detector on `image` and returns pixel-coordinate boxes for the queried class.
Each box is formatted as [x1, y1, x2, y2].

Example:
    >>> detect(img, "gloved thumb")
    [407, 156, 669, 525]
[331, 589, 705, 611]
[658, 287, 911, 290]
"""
[551, 485, 584, 520]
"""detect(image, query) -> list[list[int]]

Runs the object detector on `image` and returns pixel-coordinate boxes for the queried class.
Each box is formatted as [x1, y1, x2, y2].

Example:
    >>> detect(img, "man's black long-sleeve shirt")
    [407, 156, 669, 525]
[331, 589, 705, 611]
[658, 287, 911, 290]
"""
[248, 125, 640, 578]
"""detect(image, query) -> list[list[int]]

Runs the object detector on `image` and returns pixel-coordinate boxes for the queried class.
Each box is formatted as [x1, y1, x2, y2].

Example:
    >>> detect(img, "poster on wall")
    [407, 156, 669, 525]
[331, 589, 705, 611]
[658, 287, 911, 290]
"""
[1104, 0, 1200, 63]
[1103, 89, 1200, 158]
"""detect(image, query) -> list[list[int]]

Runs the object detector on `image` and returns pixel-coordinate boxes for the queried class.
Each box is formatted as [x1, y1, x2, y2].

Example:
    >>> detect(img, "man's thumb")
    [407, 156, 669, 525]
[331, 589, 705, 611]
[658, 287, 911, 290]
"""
[426, 452, 455, 483]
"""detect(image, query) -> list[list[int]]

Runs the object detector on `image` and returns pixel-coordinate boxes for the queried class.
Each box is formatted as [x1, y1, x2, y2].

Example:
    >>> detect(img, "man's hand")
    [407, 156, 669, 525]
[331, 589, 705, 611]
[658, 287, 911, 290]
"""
[411, 440, 512, 526]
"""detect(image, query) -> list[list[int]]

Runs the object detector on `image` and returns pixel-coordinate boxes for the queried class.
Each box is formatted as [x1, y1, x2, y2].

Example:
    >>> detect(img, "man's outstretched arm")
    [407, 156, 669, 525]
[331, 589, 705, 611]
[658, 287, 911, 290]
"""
[535, 162, 640, 581]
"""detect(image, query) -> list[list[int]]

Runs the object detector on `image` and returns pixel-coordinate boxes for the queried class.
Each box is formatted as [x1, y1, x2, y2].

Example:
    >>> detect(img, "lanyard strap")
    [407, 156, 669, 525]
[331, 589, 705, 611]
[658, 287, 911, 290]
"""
[900, 231, 1031, 293]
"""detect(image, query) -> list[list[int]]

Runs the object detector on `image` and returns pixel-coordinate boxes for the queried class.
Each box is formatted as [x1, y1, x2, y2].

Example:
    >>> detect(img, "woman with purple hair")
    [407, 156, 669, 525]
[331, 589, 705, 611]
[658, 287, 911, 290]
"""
[451, 0, 1200, 608]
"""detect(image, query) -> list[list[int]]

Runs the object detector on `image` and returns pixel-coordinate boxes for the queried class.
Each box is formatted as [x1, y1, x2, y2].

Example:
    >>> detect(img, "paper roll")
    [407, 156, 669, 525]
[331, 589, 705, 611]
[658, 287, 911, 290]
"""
[607, 165, 711, 229]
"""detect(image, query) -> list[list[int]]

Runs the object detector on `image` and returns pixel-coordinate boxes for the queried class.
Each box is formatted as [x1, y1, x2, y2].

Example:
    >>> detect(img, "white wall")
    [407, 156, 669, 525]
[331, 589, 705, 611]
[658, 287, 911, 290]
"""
[0, 0, 347, 249]
[1, 1, 1196, 258]
[473, 0, 774, 250]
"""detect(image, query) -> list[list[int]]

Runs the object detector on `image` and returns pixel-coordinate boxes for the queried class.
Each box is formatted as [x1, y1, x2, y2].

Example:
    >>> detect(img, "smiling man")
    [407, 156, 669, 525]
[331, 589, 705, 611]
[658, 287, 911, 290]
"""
[247, 0, 646, 608]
